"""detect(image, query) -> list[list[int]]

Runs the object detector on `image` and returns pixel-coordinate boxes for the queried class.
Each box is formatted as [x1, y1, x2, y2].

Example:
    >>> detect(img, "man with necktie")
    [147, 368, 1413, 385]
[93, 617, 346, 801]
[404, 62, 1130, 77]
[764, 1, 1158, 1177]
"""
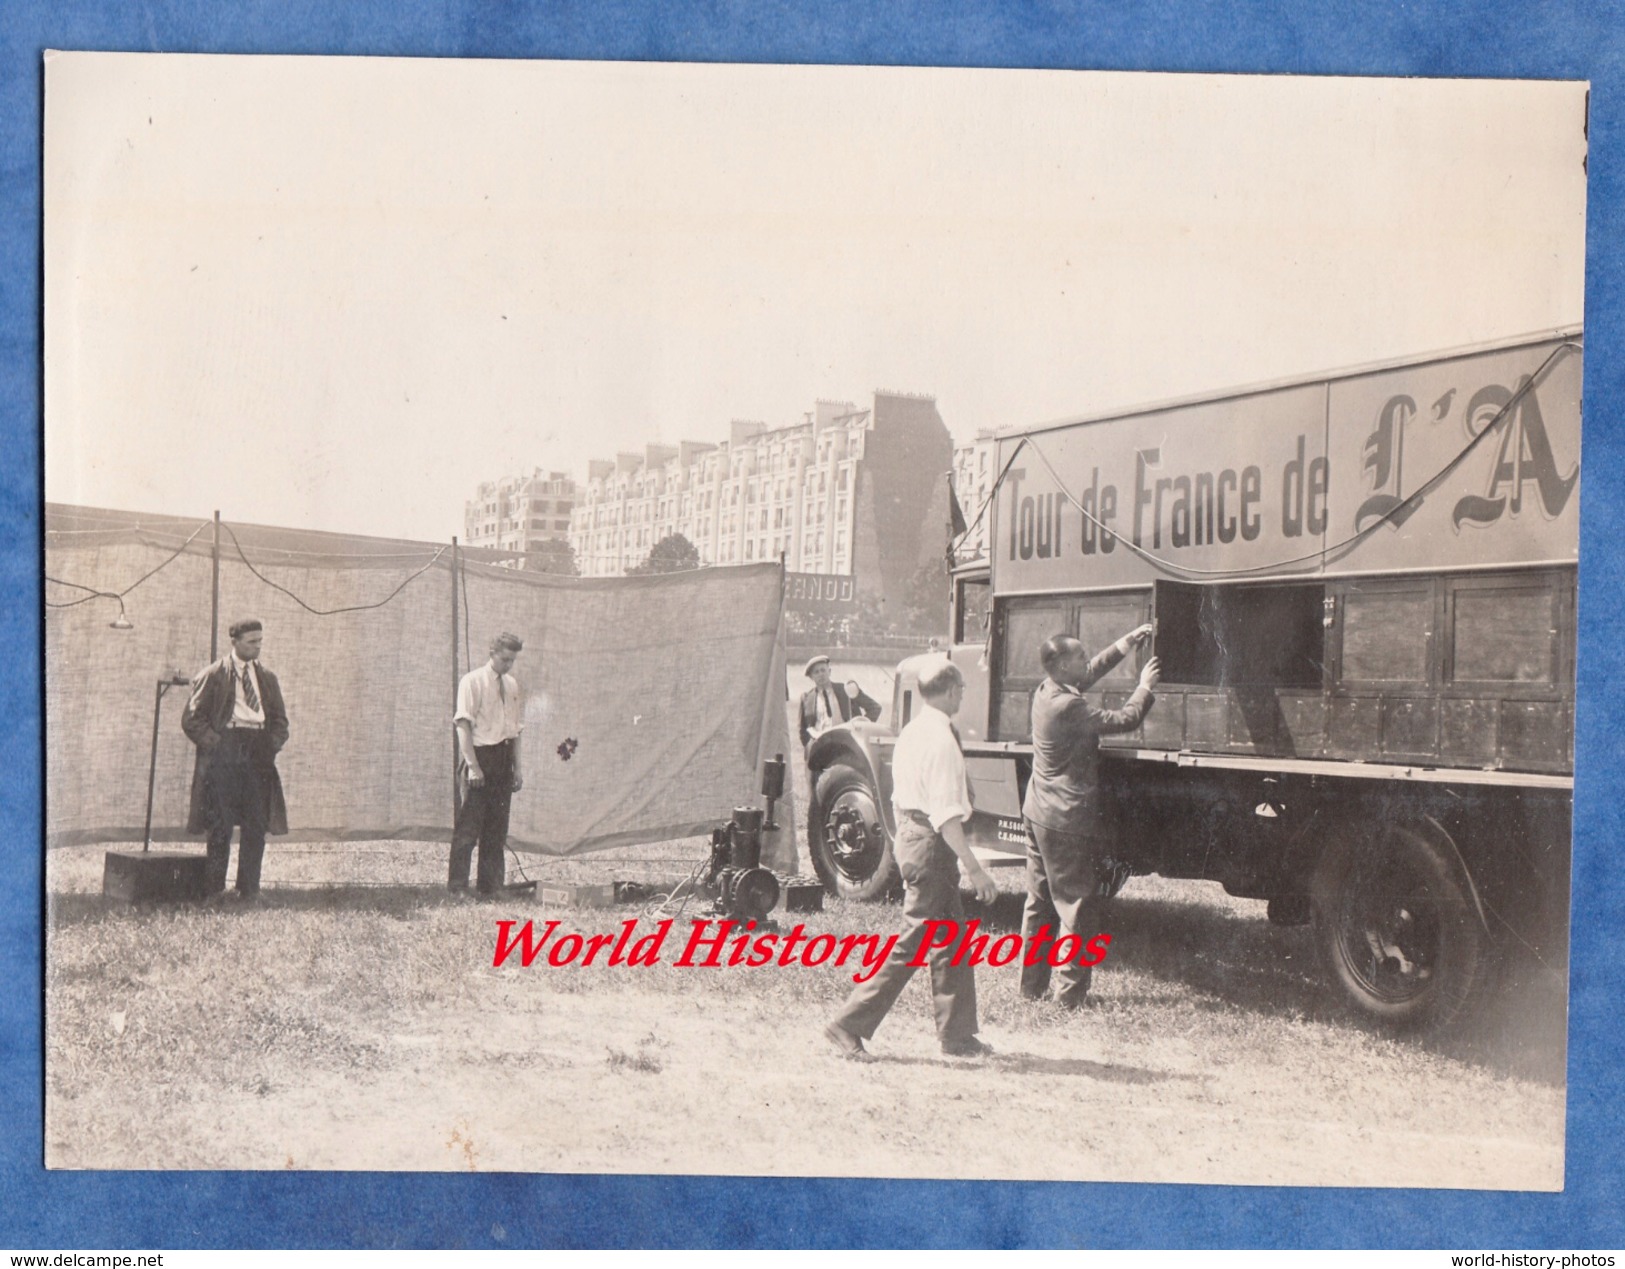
[449, 632, 526, 896]
[798, 653, 882, 752]
[181, 617, 290, 901]
[824, 658, 998, 1059]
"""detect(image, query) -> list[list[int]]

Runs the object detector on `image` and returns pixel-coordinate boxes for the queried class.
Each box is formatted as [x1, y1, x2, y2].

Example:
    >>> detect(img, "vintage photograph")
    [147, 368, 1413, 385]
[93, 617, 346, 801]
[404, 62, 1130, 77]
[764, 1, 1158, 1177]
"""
[42, 53, 1586, 1187]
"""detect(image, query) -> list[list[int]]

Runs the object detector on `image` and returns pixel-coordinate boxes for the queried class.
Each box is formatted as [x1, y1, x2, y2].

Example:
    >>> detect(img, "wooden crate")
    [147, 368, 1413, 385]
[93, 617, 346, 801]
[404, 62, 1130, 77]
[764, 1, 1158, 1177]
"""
[102, 851, 210, 903]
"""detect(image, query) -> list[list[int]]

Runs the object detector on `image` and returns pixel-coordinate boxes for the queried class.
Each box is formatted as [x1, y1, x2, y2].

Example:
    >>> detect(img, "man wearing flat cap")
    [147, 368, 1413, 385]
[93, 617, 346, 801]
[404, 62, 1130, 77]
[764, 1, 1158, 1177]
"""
[181, 618, 290, 900]
[798, 654, 882, 752]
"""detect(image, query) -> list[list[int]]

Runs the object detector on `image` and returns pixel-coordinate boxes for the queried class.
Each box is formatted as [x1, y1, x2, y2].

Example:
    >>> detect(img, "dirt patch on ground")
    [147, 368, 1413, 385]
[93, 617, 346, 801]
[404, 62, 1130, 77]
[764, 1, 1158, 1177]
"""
[101, 986, 1558, 1188]
[45, 843, 1565, 1188]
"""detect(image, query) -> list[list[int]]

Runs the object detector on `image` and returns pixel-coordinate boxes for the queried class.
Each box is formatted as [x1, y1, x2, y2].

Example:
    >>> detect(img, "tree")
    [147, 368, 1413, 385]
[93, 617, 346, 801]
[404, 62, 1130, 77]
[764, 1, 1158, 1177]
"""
[521, 537, 579, 577]
[786, 591, 890, 647]
[900, 558, 951, 636]
[627, 533, 702, 575]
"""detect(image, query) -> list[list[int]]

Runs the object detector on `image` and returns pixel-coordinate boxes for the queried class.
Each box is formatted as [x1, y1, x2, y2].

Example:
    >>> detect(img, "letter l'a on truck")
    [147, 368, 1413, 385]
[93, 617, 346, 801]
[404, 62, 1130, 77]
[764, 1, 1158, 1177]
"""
[805, 330, 1581, 1031]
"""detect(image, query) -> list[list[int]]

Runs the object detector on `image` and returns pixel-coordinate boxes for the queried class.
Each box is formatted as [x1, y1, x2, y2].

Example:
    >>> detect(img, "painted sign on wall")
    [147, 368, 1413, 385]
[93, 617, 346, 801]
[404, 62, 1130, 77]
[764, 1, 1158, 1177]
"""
[786, 571, 859, 611]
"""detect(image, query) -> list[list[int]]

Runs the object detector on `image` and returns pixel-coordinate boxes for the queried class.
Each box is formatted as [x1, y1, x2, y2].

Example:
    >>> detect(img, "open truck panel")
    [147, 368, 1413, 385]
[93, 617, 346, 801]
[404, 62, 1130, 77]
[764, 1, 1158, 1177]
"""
[806, 330, 1581, 1030]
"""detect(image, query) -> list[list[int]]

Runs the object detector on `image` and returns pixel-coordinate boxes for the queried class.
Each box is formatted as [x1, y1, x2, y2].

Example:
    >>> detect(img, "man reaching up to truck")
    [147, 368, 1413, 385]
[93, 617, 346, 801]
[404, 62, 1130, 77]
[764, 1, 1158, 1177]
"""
[1021, 625, 1159, 1009]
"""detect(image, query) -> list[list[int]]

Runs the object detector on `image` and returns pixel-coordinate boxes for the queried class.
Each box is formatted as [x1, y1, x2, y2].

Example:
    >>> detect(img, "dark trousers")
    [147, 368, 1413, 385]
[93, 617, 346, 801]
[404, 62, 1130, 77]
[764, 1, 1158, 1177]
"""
[204, 729, 271, 896]
[832, 814, 979, 1044]
[1020, 818, 1111, 1004]
[449, 741, 513, 893]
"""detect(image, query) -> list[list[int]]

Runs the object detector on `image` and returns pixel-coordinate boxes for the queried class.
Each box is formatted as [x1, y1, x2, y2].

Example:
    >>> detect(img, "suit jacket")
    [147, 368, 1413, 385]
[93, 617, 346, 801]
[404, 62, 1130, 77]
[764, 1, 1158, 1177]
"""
[180, 656, 290, 835]
[799, 681, 882, 749]
[1021, 642, 1153, 837]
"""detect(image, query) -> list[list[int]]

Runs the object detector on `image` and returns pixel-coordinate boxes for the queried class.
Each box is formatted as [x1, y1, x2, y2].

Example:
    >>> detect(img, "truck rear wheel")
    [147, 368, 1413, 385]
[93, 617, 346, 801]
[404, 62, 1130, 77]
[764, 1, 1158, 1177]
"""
[809, 762, 900, 902]
[1311, 821, 1492, 1031]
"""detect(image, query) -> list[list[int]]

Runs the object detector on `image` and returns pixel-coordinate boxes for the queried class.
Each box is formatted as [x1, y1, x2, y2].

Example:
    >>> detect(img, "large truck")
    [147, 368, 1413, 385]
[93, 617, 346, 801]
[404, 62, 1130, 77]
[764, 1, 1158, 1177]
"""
[806, 330, 1581, 1030]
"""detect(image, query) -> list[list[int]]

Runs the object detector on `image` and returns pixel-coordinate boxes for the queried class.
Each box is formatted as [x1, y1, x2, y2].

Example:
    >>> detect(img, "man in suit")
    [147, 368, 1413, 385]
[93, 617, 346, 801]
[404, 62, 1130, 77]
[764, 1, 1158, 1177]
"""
[798, 654, 882, 751]
[181, 618, 290, 901]
[1021, 625, 1158, 1007]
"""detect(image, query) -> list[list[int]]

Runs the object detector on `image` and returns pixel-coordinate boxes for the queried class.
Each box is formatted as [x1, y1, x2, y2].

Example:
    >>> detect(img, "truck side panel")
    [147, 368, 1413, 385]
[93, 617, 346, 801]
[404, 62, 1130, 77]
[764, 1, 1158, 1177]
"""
[992, 337, 1579, 593]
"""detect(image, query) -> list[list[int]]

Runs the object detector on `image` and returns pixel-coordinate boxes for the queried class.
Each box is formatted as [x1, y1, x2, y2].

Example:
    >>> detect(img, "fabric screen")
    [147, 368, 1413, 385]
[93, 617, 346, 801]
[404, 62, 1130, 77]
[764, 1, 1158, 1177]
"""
[44, 505, 798, 870]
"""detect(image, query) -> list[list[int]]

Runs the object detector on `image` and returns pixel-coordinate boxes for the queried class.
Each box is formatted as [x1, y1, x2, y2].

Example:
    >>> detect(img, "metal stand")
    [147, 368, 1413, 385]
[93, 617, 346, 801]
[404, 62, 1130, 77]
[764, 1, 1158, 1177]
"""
[143, 673, 193, 851]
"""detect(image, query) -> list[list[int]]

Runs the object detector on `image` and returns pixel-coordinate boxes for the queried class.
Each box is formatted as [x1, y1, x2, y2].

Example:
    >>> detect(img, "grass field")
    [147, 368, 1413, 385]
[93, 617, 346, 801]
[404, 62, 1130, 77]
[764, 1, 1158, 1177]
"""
[45, 838, 1566, 1186]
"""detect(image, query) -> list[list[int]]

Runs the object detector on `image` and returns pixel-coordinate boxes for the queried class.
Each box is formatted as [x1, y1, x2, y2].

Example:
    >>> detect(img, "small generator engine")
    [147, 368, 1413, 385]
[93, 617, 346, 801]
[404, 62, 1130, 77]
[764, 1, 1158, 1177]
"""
[699, 755, 788, 923]
[701, 808, 779, 923]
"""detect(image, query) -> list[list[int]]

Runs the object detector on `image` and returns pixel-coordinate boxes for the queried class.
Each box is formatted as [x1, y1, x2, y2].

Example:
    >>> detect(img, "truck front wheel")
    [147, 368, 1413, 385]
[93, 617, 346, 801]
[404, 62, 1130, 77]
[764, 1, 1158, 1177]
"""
[809, 762, 900, 902]
[1311, 821, 1492, 1031]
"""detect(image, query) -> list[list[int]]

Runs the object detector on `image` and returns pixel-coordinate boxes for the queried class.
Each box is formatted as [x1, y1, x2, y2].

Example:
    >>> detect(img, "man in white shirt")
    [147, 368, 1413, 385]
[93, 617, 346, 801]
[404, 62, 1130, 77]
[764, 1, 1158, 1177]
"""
[449, 632, 526, 895]
[825, 658, 999, 1058]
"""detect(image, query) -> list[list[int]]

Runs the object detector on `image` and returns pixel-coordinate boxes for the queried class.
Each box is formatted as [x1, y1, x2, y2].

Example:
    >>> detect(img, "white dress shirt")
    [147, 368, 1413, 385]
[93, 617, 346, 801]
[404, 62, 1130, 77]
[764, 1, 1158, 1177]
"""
[229, 654, 266, 727]
[454, 662, 524, 746]
[889, 702, 972, 832]
[810, 685, 841, 739]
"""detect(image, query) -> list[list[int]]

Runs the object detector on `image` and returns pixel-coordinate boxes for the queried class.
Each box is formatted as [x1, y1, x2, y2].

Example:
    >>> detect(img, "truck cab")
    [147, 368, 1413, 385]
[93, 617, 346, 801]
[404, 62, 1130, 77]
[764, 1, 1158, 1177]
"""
[807, 562, 1030, 900]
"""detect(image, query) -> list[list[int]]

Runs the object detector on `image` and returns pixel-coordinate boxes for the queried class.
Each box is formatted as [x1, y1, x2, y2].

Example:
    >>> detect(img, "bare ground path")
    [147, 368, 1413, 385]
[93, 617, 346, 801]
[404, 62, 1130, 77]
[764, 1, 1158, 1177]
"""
[45, 843, 1565, 1187]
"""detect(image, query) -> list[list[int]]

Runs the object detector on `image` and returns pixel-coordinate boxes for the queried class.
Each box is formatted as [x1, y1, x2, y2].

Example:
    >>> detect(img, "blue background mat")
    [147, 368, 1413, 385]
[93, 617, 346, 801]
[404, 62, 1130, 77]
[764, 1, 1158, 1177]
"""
[4, 1, 1622, 1249]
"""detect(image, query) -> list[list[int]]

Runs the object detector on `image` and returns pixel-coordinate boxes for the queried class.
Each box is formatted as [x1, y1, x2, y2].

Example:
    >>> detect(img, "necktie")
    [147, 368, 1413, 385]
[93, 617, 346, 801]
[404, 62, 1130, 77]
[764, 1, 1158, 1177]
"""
[239, 662, 260, 712]
[823, 688, 835, 721]
[949, 722, 963, 752]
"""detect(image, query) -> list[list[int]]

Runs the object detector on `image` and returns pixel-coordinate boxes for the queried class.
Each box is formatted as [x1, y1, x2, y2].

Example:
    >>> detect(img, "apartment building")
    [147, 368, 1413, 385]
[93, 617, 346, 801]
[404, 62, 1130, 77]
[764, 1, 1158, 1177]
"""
[463, 469, 577, 556]
[951, 429, 999, 564]
[570, 390, 953, 615]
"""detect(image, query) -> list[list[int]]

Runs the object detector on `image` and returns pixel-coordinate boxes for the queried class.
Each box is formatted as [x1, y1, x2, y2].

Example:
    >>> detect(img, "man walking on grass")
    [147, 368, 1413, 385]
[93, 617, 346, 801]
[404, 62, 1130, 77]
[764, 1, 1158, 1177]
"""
[824, 658, 999, 1059]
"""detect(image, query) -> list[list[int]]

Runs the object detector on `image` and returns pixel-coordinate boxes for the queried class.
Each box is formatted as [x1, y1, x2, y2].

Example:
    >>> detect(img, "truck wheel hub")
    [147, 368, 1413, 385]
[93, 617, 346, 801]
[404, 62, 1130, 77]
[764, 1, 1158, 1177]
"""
[823, 787, 883, 882]
[1347, 888, 1438, 998]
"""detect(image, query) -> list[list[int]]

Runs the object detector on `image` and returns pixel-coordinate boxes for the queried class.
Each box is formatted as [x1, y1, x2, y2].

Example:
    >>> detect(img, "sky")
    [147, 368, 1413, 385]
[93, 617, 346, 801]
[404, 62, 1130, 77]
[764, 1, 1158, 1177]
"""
[43, 54, 1588, 543]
